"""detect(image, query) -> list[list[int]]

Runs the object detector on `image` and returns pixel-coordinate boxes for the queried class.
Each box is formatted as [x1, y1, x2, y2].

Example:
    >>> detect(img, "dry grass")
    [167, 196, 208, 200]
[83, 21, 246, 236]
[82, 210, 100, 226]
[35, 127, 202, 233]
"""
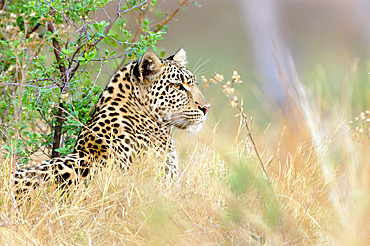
[1, 119, 369, 245]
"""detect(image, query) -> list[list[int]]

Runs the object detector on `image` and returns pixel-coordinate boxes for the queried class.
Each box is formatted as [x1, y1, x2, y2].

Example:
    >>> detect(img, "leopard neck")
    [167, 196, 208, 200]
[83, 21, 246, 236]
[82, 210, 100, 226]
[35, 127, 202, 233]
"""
[91, 62, 172, 143]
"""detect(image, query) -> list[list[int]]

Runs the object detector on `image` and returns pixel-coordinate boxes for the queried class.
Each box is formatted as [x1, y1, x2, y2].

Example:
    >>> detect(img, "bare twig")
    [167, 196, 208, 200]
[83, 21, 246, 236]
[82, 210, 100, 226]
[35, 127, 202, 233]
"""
[105, 34, 132, 45]
[237, 105, 270, 181]
[154, 0, 189, 33]
[90, 55, 126, 61]
[69, 27, 84, 69]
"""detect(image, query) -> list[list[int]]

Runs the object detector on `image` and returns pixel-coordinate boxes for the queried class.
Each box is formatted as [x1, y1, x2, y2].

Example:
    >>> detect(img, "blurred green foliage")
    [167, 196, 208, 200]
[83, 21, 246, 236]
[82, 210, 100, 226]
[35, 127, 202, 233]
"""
[227, 156, 282, 229]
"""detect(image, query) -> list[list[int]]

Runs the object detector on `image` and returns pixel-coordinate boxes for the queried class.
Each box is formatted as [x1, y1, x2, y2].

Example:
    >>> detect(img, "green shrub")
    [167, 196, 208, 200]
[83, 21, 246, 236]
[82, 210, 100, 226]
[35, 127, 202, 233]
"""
[0, 0, 196, 164]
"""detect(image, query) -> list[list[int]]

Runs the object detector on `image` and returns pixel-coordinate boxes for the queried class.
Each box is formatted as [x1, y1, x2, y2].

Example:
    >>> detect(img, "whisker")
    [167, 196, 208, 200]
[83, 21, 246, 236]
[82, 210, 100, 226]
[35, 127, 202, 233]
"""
[193, 58, 203, 72]
[194, 58, 211, 75]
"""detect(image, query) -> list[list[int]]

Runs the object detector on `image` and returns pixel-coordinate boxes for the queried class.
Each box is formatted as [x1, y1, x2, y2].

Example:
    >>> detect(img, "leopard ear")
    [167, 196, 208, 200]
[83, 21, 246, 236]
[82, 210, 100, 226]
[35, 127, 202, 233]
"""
[138, 52, 163, 84]
[167, 48, 187, 66]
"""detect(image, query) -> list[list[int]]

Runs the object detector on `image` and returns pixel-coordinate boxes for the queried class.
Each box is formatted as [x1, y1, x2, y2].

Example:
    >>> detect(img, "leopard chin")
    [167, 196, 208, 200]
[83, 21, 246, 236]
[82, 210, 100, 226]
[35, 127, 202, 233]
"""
[170, 116, 206, 133]
[171, 121, 203, 133]
[184, 123, 203, 133]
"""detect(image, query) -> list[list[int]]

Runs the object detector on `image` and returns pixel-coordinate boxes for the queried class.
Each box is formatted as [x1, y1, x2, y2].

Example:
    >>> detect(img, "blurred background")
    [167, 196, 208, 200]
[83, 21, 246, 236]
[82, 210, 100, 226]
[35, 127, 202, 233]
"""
[142, 0, 369, 155]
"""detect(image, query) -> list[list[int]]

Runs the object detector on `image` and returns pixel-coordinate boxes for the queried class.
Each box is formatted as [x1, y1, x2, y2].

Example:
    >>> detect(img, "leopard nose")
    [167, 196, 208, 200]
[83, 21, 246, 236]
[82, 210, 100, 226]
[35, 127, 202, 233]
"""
[199, 105, 211, 115]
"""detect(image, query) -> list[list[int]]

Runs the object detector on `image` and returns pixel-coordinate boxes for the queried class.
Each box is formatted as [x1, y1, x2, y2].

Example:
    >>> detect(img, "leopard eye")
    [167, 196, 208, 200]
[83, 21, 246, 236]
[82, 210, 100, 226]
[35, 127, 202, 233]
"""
[174, 83, 188, 91]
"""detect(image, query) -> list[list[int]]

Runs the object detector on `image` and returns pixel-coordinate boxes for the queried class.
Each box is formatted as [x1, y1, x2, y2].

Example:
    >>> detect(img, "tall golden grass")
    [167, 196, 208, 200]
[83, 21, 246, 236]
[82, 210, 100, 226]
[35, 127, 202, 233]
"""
[1, 63, 369, 245]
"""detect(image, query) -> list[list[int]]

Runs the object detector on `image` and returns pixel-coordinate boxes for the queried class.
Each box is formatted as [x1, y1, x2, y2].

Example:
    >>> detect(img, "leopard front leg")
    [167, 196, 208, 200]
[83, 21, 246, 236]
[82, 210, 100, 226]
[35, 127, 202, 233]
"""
[165, 150, 178, 179]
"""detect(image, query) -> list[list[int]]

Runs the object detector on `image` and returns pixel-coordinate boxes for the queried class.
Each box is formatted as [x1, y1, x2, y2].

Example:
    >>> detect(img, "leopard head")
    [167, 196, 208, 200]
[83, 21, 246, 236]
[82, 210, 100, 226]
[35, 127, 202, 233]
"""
[136, 49, 210, 133]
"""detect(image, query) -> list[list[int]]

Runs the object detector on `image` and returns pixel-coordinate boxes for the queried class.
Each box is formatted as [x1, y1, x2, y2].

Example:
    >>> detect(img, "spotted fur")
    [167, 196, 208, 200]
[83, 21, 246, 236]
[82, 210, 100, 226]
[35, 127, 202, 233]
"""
[13, 49, 210, 196]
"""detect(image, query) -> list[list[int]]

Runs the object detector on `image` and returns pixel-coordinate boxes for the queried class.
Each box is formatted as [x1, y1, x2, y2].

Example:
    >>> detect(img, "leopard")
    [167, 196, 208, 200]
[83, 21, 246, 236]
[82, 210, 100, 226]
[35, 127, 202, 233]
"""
[13, 48, 210, 196]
